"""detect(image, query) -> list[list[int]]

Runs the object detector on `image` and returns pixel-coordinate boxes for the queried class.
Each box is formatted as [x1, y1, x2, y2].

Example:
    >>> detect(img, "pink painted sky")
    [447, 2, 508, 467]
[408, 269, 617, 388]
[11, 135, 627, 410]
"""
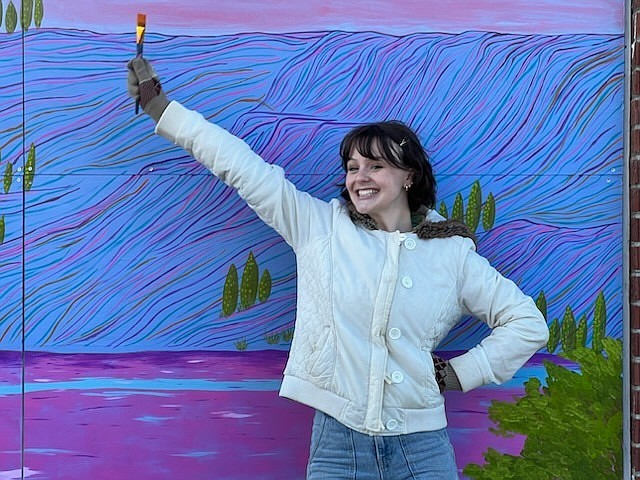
[48, 0, 624, 36]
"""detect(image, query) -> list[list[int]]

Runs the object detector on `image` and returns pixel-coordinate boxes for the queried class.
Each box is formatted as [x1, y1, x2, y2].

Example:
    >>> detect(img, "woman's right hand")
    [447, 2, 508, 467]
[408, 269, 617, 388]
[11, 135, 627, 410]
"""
[127, 57, 170, 122]
[432, 353, 462, 392]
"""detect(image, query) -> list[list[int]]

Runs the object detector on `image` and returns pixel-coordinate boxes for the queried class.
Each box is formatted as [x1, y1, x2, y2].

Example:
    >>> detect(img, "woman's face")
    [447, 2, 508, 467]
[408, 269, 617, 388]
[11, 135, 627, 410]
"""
[345, 148, 413, 229]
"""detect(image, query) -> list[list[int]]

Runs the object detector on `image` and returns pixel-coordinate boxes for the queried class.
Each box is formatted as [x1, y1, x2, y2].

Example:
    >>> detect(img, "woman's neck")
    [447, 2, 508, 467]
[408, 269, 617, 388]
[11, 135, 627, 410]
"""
[371, 212, 413, 233]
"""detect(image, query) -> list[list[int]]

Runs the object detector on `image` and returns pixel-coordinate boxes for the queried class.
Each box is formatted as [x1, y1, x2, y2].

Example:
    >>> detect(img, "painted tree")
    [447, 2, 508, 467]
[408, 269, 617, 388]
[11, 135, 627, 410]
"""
[547, 318, 560, 353]
[560, 305, 576, 353]
[451, 192, 464, 222]
[258, 269, 271, 303]
[5, 0, 17, 33]
[482, 192, 496, 230]
[20, 0, 32, 31]
[239, 251, 258, 310]
[34, 0, 42, 27]
[438, 200, 448, 218]
[592, 292, 606, 353]
[4, 159, 12, 194]
[24, 143, 36, 191]
[221, 264, 238, 317]
[535, 291, 547, 320]
[576, 314, 587, 348]
[465, 180, 482, 231]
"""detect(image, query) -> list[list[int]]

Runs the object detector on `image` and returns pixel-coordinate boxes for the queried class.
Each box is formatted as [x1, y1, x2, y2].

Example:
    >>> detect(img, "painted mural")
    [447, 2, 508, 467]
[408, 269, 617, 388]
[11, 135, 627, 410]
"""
[0, 0, 624, 478]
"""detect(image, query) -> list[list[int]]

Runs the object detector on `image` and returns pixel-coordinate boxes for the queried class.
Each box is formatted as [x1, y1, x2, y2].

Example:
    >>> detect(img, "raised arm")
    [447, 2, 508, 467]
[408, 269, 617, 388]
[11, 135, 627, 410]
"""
[127, 57, 332, 248]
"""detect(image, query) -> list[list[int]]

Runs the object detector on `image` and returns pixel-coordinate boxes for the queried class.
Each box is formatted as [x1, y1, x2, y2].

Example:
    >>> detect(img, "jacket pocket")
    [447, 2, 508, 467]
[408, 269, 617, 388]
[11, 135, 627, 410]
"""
[305, 325, 335, 388]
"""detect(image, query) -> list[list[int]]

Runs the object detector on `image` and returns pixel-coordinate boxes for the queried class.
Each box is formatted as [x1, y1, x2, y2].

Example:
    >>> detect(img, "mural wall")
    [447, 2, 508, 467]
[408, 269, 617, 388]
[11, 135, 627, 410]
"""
[0, 0, 625, 478]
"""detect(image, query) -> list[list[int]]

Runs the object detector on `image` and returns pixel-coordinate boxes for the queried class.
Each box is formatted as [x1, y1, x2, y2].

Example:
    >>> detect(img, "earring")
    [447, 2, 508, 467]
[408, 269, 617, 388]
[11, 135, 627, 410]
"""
[403, 183, 412, 191]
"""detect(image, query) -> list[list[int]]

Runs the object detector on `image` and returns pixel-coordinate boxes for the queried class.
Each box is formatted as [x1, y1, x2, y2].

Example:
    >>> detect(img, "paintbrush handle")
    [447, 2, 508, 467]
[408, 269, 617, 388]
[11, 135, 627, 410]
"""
[134, 14, 146, 115]
[135, 44, 143, 114]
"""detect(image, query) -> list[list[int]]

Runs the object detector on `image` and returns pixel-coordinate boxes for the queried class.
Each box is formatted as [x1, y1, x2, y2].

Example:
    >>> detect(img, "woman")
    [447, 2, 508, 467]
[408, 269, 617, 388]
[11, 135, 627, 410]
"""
[127, 57, 549, 479]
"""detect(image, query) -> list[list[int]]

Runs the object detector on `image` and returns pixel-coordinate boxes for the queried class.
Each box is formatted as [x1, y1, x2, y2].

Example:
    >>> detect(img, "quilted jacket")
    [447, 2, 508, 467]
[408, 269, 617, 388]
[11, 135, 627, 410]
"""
[156, 101, 550, 436]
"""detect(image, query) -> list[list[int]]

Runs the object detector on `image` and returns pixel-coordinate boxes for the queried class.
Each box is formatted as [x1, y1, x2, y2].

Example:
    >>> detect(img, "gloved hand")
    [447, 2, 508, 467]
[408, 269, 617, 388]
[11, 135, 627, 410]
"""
[127, 57, 170, 122]
[432, 353, 462, 392]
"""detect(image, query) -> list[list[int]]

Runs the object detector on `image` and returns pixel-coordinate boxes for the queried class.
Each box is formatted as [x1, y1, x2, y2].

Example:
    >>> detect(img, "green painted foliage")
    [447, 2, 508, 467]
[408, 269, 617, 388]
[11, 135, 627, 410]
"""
[535, 291, 547, 320]
[221, 264, 238, 317]
[464, 338, 622, 480]
[20, 0, 32, 31]
[240, 251, 258, 310]
[441, 182, 495, 232]
[451, 192, 464, 222]
[34, 0, 42, 27]
[24, 143, 35, 191]
[561, 306, 576, 353]
[4, 160, 12, 194]
[258, 269, 271, 303]
[438, 200, 448, 219]
[547, 318, 560, 354]
[0, 215, 4, 244]
[576, 314, 587, 348]
[222, 251, 271, 317]
[592, 291, 606, 353]
[0, 0, 3, 28]
[482, 192, 495, 230]
[264, 332, 280, 345]
[234, 338, 248, 351]
[465, 180, 482, 231]
[5, 1, 16, 33]
[282, 327, 294, 343]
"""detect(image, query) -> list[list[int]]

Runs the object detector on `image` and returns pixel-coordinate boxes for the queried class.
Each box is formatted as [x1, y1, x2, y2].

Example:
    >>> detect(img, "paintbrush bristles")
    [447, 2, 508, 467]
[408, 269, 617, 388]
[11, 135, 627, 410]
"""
[136, 13, 146, 44]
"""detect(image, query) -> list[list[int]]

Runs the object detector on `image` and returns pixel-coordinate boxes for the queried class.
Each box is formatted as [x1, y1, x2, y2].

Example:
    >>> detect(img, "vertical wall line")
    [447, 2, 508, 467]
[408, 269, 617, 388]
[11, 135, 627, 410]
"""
[20, 21, 26, 480]
[630, 0, 640, 477]
[626, 0, 633, 479]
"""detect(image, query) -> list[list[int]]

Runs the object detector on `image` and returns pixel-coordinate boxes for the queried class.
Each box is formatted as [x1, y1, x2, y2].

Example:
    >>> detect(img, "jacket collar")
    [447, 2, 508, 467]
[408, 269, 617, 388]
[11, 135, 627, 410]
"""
[345, 201, 476, 244]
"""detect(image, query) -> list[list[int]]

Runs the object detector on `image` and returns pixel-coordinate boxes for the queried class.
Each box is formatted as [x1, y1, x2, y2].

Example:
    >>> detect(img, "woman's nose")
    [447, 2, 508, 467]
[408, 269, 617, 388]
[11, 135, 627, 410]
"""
[355, 168, 370, 181]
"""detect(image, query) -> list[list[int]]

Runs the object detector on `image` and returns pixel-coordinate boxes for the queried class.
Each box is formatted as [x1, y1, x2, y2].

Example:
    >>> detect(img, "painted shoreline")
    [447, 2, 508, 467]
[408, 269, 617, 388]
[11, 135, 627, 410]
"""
[0, 351, 567, 479]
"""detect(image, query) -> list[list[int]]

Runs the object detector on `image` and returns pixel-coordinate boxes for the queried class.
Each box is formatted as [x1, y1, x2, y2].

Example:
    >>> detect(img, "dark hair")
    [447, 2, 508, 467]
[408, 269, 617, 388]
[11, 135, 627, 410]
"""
[339, 120, 436, 211]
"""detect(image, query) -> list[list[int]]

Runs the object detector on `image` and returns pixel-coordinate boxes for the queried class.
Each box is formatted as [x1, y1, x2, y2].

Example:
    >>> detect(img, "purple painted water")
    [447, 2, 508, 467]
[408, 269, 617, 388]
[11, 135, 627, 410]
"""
[0, 351, 557, 479]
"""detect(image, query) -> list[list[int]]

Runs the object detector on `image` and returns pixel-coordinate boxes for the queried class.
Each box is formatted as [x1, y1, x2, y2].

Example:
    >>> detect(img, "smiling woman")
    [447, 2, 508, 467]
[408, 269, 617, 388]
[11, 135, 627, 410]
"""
[126, 55, 549, 479]
[340, 121, 432, 233]
[345, 150, 414, 232]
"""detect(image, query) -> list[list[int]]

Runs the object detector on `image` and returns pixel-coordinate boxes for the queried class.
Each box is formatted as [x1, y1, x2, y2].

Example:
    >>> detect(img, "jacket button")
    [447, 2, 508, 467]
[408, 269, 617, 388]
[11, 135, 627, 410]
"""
[388, 328, 401, 340]
[401, 276, 413, 288]
[386, 419, 399, 431]
[404, 238, 416, 250]
[391, 371, 404, 383]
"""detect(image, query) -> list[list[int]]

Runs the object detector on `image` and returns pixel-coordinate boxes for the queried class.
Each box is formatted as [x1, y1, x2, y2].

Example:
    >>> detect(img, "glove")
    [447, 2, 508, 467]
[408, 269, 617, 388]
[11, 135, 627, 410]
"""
[127, 57, 170, 122]
[432, 353, 462, 393]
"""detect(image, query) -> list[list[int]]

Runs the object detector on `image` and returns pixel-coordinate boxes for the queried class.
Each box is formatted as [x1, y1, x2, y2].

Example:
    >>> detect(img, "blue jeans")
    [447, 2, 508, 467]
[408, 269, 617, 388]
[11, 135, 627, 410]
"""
[306, 411, 459, 480]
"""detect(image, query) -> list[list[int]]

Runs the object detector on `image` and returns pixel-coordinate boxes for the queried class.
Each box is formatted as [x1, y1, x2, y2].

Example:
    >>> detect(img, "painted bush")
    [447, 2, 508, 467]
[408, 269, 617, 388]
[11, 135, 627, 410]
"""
[464, 338, 623, 480]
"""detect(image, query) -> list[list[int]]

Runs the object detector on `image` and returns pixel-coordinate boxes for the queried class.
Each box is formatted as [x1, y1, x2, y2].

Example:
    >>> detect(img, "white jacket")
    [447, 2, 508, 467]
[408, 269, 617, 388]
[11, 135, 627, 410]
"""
[156, 101, 550, 436]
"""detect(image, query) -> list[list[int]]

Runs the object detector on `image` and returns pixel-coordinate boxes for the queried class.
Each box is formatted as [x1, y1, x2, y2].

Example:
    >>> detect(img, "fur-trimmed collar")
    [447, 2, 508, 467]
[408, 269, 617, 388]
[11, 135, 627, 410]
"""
[345, 201, 476, 244]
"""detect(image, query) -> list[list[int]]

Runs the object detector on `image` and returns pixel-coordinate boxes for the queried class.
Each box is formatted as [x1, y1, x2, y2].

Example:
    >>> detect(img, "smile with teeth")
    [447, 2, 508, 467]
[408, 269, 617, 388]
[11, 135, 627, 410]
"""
[358, 188, 379, 197]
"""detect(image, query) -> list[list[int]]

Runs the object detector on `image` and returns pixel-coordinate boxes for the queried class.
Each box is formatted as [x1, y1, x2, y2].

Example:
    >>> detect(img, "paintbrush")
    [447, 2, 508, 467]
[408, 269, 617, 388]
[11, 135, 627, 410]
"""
[135, 13, 147, 114]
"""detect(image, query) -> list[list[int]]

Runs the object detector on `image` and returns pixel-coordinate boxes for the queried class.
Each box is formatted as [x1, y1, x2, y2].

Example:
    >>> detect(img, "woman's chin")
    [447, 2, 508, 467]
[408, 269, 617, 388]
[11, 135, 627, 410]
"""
[353, 203, 373, 216]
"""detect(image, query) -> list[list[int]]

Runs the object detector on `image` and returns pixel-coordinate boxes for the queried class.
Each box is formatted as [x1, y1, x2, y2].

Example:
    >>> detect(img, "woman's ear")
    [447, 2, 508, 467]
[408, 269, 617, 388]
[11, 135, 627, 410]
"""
[406, 171, 416, 184]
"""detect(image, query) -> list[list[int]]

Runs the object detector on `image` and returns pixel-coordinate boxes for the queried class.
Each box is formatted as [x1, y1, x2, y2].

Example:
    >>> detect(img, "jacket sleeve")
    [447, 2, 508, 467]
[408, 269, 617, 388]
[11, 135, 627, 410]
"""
[448, 238, 549, 392]
[154, 101, 332, 248]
